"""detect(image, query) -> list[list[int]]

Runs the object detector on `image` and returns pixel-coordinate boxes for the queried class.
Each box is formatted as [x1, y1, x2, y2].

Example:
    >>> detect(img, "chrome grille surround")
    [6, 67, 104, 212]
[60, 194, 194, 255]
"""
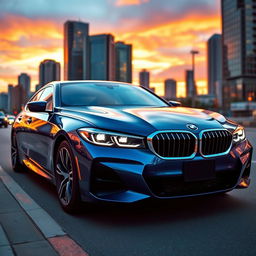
[199, 129, 233, 158]
[147, 130, 198, 160]
[147, 129, 233, 159]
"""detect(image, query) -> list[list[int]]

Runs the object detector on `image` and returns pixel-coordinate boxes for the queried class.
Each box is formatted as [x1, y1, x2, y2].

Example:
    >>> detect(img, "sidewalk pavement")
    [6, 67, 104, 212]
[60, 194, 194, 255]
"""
[0, 176, 59, 256]
[0, 167, 89, 256]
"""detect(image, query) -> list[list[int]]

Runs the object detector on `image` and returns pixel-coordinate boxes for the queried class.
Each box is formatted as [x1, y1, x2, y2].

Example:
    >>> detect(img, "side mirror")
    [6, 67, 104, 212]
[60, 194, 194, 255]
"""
[169, 100, 181, 107]
[27, 101, 47, 112]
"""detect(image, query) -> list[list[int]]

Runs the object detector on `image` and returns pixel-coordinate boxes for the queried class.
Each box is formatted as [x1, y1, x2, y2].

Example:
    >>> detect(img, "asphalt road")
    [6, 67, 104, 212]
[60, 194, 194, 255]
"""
[0, 126, 256, 256]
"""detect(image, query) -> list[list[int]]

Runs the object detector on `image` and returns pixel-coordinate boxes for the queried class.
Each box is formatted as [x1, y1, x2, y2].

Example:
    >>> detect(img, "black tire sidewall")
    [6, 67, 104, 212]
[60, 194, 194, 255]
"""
[11, 136, 24, 172]
[55, 140, 81, 213]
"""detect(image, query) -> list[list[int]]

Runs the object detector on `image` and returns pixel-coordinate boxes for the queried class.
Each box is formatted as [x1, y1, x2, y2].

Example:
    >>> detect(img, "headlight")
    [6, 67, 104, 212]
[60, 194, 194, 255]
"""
[4, 117, 8, 121]
[78, 128, 145, 148]
[233, 126, 246, 143]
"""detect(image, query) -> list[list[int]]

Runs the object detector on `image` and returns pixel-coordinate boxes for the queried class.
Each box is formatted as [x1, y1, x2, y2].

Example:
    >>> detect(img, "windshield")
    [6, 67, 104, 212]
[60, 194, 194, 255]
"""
[0, 112, 5, 117]
[61, 82, 168, 107]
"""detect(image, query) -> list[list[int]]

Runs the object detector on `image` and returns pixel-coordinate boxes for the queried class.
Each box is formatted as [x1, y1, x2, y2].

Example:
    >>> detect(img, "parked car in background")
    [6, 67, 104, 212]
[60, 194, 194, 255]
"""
[7, 115, 16, 125]
[0, 112, 8, 128]
[11, 81, 253, 213]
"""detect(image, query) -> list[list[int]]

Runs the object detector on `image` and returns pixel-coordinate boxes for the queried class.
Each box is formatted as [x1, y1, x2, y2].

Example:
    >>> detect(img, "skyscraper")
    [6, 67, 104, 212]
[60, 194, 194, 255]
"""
[207, 34, 222, 96]
[164, 79, 177, 100]
[39, 59, 60, 87]
[115, 42, 132, 83]
[18, 73, 30, 101]
[64, 21, 89, 80]
[222, 0, 256, 103]
[8, 84, 13, 113]
[90, 34, 115, 80]
[8, 84, 26, 114]
[185, 70, 194, 98]
[139, 69, 150, 88]
[0, 93, 8, 112]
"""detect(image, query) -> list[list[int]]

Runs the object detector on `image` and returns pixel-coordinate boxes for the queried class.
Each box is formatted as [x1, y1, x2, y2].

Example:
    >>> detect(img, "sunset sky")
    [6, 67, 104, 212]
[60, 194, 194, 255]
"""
[0, 0, 221, 96]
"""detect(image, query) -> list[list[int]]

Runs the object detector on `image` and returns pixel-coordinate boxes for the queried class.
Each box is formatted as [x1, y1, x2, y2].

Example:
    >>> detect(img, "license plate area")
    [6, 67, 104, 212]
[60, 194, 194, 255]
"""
[183, 160, 216, 182]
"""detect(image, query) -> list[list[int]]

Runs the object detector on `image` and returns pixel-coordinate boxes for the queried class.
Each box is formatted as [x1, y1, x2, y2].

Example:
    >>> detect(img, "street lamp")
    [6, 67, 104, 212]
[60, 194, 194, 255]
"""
[190, 50, 199, 107]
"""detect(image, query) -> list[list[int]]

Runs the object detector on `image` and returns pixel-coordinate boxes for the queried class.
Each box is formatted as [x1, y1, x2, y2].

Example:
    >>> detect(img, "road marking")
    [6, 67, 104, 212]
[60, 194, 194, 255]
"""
[0, 166, 89, 256]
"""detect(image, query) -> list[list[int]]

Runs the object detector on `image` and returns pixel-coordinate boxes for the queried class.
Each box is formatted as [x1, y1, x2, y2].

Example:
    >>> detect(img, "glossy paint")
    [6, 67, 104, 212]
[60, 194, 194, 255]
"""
[12, 81, 253, 203]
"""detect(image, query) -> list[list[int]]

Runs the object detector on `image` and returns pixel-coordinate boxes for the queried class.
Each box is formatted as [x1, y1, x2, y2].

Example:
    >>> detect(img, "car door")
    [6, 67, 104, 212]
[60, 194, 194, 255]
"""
[15, 89, 44, 163]
[24, 86, 57, 172]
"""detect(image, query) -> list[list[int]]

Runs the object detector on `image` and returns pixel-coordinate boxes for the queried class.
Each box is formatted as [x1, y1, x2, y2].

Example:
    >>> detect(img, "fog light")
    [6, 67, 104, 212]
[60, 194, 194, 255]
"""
[236, 177, 250, 189]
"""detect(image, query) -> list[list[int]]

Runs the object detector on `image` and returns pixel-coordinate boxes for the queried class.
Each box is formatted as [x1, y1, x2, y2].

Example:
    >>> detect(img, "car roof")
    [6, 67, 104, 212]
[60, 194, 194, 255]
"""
[45, 80, 136, 87]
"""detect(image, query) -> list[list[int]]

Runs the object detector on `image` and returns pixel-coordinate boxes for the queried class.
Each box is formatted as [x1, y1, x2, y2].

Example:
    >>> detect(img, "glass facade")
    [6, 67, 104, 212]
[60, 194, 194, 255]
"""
[18, 73, 30, 101]
[64, 21, 89, 80]
[39, 59, 60, 88]
[115, 42, 132, 83]
[164, 79, 177, 100]
[222, 0, 256, 103]
[139, 69, 150, 88]
[90, 34, 115, 81]
[185, 70, 194, 97]
[207, 34, 222, 96]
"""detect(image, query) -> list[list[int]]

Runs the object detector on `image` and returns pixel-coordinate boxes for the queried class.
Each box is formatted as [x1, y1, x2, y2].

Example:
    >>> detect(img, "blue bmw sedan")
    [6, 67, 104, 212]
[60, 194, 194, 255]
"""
[11, 81, 253, 212]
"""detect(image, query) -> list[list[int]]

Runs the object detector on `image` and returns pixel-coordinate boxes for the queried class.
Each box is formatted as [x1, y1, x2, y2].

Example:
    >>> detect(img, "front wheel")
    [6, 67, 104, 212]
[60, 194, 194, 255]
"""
[54, 140, 81, 213]
[11, 137, 24, 172]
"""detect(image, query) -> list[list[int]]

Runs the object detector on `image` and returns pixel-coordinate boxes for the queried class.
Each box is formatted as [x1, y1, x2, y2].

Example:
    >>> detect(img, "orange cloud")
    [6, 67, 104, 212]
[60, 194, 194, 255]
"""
[115, 0, 149, 6]
[116, 12, 221, 96]
[0, 15, 63, 92]
[0, 11, 221, 97]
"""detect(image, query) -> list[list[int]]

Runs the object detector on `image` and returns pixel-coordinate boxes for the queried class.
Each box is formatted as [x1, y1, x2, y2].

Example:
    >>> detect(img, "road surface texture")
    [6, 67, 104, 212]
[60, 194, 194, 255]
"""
[0, 126, 255, 256]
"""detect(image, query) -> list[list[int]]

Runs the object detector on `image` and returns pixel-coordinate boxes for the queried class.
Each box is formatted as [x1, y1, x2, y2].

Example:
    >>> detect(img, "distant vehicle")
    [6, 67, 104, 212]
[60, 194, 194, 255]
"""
[0, 112, 8, 128]
[7, 115, 15, 125]
[11, 81, 253, 213]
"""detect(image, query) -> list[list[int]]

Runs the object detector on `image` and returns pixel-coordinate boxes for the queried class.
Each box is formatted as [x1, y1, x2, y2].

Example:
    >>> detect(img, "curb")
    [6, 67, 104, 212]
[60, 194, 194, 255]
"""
[0, 166, 89, 256]
[0, 224, 14, 256]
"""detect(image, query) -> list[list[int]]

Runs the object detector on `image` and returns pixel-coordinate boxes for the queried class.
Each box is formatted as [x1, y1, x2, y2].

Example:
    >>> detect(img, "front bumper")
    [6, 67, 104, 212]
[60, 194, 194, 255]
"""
[72, 136, 253, 203]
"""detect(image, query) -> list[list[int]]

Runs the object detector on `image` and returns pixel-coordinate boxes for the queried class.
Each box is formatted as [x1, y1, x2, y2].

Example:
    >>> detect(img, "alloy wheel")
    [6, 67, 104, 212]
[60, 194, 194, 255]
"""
[56, 146, 74, 206]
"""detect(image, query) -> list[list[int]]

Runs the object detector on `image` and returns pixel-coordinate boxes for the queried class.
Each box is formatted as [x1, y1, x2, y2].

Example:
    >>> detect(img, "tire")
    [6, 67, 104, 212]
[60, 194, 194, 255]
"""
[11, 137, 24, 172]
[54, 140, 81, 213]
[4, 124, 8, 128]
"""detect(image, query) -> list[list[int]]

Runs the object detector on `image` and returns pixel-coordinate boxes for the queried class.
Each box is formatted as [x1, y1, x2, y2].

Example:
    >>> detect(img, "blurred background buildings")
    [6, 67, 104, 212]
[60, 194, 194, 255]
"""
[1, 0, 256, 118]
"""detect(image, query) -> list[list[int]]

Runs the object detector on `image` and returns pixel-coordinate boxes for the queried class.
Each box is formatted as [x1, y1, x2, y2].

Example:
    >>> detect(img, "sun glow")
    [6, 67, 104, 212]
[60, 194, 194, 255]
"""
[0, 10, 220, 95]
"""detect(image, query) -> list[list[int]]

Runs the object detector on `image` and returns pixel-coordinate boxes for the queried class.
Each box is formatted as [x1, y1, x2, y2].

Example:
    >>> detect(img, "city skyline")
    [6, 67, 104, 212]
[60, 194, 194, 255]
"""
[0, 0, 220, 96]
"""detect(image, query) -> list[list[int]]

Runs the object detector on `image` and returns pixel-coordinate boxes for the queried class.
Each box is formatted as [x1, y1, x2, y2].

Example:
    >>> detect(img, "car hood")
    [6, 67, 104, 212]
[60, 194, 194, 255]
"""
[60, 106, 226, 136]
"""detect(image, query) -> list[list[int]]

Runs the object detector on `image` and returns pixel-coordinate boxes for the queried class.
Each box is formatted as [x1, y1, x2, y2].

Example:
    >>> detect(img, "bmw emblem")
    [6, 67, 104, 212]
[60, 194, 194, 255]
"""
[186, 124, 198, 130]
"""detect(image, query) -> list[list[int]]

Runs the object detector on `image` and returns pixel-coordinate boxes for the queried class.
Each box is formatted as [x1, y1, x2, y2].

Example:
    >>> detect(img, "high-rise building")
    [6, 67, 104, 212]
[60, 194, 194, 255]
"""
[39, 59, 60, 87]
[185, 70, 194, 97]
[64, 21, 90, 80]
[0, 93, 8, 112]
[115, 42, 132, 83]
[139, 69, 150, 88]
[90, 34, 115, 80]
[8, 84, 13, 113]
[207, 34, 222, 96]
[18, 73, 30, 101]
[222, 0, 256, 104]
[8, 85, 26, 114]
[164, 79, 177, 100]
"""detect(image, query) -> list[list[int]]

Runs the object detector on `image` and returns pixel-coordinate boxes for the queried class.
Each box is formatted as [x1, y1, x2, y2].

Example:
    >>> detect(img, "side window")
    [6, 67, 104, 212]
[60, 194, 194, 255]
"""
[30, 90, 44, 102]
[38, 87, 53, 111]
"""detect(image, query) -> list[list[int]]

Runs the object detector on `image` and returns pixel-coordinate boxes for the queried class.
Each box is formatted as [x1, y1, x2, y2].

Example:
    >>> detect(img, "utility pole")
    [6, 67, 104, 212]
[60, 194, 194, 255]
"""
[190, 50, 199, 107]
